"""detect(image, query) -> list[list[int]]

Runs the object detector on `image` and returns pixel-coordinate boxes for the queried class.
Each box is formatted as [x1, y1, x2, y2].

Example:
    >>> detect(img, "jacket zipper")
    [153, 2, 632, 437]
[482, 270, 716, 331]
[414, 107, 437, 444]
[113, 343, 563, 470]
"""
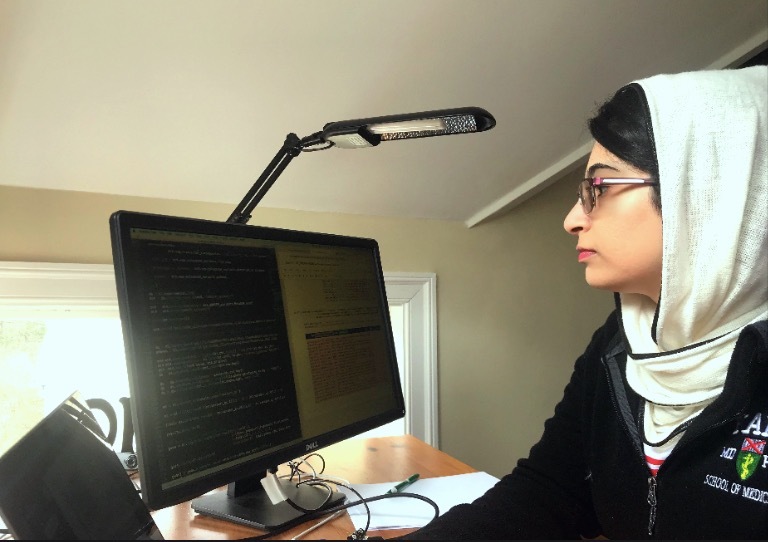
[645, 415, 742, 537]
[601, 349, 660, 537]
[646, 476, 657, 536]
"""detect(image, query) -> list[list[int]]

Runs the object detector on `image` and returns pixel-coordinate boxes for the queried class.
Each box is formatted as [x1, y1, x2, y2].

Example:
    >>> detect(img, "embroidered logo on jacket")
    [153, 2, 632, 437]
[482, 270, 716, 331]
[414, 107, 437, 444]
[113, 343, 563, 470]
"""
[737, 438, 766, 481]
[702, 412, 768, 505]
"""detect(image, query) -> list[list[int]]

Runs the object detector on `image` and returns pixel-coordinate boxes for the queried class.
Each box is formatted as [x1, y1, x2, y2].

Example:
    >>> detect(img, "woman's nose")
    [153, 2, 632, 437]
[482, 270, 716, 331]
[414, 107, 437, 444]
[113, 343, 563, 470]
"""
[563, 201, 589, 235]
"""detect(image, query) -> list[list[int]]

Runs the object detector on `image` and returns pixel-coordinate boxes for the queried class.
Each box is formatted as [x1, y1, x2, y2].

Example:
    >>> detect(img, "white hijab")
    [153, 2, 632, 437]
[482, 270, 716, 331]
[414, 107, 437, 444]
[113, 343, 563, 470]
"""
[617, 66, 768, 445]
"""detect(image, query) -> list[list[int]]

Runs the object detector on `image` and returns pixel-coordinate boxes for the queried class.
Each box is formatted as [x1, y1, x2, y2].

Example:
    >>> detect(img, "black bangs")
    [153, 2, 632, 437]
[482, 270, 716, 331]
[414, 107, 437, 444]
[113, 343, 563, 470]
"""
[588, 83, 660, 180]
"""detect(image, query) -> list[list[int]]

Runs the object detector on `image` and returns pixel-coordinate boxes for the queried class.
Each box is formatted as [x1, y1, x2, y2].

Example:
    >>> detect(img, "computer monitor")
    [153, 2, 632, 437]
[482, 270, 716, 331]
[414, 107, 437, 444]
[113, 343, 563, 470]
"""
[109, 210, 405, 531]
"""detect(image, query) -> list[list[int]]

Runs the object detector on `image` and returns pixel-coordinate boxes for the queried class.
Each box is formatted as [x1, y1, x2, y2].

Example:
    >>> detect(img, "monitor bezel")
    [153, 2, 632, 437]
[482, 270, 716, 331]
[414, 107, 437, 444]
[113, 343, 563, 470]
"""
[110, 210, 406, 511]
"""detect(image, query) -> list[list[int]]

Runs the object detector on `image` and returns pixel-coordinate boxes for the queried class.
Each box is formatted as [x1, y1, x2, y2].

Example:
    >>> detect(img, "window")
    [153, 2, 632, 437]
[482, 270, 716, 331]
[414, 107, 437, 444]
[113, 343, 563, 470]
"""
[0, 263, 438, 457]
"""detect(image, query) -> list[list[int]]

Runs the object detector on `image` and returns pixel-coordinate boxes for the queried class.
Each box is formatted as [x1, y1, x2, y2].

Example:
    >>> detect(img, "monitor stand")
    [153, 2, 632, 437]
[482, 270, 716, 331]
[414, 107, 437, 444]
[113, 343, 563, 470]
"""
[190, 472, 346, 531]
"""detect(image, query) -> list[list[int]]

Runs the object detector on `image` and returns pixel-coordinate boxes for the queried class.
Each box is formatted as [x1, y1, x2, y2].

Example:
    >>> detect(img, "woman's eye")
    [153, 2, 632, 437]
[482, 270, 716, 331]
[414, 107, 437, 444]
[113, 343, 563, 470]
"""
[594, 185, 608, 196]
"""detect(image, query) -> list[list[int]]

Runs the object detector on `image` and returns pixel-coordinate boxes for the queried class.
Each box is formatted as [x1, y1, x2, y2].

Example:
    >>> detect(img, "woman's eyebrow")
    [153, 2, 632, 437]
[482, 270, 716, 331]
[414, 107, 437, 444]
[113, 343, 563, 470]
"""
[586, 162, 620, 177]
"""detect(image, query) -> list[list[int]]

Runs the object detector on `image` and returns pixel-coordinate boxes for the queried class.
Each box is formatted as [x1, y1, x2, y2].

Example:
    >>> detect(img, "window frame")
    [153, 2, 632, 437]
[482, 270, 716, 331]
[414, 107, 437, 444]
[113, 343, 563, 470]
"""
[0, 262, 439, 446]
[0, 262, 119, 317]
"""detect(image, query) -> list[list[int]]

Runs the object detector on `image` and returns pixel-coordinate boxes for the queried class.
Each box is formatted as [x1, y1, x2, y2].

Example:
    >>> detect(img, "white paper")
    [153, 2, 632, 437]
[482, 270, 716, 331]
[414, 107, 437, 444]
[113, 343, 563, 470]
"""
[339, 471, 499, 531]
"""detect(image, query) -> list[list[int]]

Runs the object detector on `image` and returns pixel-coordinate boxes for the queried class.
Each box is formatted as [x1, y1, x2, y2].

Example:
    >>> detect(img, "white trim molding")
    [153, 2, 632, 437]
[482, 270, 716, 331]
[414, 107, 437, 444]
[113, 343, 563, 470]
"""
[0, 261, 119, 316]
[384, 272, 439, 447]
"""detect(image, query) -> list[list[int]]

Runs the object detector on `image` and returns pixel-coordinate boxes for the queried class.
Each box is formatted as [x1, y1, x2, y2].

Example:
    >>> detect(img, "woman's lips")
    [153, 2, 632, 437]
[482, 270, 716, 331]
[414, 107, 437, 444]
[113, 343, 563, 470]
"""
[578, 249, 596, 262]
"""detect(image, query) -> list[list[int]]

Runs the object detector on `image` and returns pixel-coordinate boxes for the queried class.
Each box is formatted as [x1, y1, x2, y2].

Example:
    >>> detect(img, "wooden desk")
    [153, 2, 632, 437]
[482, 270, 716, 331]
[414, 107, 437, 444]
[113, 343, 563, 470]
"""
[150, 435, 476, 540]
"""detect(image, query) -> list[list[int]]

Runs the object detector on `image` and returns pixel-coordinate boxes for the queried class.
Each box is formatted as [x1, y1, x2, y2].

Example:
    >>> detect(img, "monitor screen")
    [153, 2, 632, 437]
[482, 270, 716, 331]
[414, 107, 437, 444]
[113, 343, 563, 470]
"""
[109, 211, 405, 531]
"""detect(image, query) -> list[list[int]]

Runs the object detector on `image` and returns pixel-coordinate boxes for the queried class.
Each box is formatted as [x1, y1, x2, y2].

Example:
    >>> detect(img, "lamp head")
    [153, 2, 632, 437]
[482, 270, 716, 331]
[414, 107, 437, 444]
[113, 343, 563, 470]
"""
[320, 106, 496, 149]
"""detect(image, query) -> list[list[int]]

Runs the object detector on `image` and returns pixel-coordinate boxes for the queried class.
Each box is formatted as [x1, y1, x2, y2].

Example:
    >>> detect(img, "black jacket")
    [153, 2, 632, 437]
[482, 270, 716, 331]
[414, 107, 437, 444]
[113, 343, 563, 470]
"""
[405, 311, 768, 539]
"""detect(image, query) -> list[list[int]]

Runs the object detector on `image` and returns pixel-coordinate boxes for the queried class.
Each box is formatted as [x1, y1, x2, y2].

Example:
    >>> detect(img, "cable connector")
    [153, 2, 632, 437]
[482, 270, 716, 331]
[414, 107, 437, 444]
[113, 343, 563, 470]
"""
[347, 528, 367, 540]
[346, 530, 383, 541]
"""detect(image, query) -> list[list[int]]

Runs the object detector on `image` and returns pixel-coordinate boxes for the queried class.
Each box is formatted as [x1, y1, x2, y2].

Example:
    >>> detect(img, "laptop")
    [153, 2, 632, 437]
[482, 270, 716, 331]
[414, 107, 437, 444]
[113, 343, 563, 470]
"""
[0, 393, 164, 540]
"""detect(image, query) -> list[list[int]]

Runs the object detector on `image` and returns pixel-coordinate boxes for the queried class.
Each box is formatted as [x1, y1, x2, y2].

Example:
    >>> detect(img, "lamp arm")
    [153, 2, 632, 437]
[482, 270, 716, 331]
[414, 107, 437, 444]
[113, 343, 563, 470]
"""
[226, 131, 323, 224]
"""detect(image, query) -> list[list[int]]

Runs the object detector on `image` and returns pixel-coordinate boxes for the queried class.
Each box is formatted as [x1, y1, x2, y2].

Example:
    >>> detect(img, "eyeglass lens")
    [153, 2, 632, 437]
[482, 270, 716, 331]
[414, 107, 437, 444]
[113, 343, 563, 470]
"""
[578, 180, 594, 214]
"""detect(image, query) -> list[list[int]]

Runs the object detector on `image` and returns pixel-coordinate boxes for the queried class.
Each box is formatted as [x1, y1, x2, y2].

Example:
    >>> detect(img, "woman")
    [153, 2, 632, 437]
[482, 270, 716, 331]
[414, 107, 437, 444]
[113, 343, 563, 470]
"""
[404, 66, 767, 539]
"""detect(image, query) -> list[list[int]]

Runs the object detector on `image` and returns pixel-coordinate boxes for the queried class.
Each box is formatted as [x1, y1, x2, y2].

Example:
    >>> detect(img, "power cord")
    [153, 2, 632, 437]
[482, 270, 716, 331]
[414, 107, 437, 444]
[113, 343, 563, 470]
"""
[240, 490, 439, 541]
[239, 453, 440, 541]
[342, 492, 439, 540]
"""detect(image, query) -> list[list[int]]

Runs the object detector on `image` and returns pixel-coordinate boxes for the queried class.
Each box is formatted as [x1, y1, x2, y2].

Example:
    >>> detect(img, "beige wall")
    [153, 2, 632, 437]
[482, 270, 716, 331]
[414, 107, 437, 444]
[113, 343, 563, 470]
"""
[0, 175, 614, 477]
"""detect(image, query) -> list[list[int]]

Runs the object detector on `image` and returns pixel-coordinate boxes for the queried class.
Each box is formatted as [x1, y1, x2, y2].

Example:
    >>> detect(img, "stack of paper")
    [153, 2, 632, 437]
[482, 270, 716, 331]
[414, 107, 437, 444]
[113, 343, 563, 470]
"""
[339, 471, 499, 531]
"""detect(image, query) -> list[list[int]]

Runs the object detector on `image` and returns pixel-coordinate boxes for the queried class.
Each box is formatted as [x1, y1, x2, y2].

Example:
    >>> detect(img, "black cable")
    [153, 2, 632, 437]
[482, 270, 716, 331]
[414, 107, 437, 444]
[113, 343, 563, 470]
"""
[287, 453, 327, 480]
[238, 487, 439, 541]
[350, 492, 440, 536]
[284, 479, 335, 514]
[236, 453, 440, 540]
[301, 140, 333, 152]
[282, 476, 372, 534]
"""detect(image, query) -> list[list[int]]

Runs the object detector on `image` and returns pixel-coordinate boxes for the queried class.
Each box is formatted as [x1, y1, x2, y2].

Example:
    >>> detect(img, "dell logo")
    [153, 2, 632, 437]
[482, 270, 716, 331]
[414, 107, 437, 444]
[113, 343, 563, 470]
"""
[305, 441, 319, 451]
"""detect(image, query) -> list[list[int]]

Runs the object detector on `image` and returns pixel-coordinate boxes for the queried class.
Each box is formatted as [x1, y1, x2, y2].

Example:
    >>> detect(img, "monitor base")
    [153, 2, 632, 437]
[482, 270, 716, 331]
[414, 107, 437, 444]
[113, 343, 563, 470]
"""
[191, 479, 346, 531]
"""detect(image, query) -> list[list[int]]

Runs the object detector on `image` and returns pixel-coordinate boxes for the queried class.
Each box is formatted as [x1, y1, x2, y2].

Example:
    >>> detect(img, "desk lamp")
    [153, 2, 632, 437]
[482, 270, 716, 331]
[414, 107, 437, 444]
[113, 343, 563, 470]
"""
[226, 106, 496, 224]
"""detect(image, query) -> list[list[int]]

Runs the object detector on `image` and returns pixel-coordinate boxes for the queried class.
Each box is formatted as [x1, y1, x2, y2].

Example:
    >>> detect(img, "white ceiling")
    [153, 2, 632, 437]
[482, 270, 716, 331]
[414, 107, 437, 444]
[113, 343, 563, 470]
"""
[1, 1, 766, 227]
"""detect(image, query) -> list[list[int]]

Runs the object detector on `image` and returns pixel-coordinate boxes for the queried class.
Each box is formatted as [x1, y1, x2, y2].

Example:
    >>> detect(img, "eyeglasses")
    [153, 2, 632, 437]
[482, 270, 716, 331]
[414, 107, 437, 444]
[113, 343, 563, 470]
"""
[577, 177, 659, 214]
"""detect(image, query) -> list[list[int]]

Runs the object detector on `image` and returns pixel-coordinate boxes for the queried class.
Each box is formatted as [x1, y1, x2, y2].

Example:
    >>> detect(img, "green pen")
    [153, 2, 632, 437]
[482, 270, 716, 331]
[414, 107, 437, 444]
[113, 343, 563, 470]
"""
[386, 473, 420, 494]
